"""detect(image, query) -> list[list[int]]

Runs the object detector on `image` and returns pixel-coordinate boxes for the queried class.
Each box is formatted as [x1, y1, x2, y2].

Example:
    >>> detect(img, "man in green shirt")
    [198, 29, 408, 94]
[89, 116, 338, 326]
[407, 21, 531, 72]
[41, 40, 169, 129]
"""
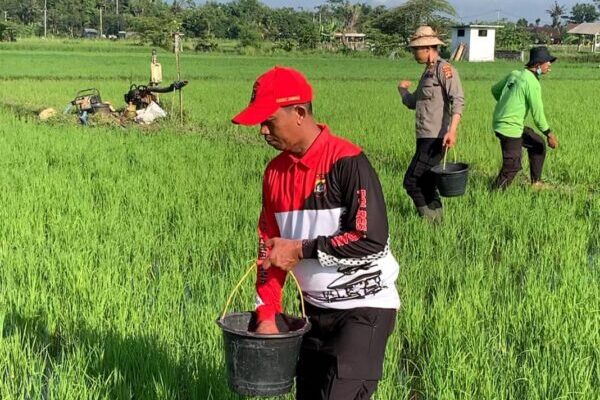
[491, 46, 559, 190]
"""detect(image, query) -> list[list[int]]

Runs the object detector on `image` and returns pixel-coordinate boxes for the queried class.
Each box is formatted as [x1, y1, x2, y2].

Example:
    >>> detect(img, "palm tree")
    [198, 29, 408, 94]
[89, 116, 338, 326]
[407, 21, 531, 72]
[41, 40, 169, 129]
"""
[344, 3, 361, 33]
[403, 0, 457, 22]
[546, 1, 565, 28]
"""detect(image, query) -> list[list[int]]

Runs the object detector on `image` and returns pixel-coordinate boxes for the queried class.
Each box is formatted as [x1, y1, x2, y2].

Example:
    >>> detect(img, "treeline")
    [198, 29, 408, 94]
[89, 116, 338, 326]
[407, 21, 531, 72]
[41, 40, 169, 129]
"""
[1, 0, 599, 54]
[0, 0, 460, 54]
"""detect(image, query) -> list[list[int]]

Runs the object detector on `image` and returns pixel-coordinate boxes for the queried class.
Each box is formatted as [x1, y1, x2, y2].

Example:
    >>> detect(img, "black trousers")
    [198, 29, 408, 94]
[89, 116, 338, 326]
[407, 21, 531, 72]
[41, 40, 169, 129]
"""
[296, 304, 396, 400]
[492, 127, 546, 189]
[403, 138, 444, 209]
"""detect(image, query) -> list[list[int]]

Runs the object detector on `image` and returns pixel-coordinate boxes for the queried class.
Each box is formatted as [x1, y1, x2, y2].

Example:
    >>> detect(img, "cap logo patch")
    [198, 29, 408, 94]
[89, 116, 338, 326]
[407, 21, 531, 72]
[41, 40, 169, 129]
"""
[276, 96, 301, 104]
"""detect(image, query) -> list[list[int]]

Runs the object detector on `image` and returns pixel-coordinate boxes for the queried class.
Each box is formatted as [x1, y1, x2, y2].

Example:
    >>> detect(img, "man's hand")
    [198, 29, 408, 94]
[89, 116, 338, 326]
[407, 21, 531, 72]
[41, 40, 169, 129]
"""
[398, 80, 412, 91]
[547, 133, 558, 149]
[255, 319, 279, 334]
[263, 238, 303, 271]
[443, 130, 457, 148]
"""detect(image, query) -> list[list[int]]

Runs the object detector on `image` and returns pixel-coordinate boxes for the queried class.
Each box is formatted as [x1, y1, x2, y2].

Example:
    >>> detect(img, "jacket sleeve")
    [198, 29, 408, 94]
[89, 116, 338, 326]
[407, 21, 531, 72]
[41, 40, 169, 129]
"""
[301, 153, 389, 266]
[255, 173, 285, 322]
[401, 91, 417, 110]
[438, 63, 465, 115]
[491, 74, 509, 101]
[526, 79, 550, 133]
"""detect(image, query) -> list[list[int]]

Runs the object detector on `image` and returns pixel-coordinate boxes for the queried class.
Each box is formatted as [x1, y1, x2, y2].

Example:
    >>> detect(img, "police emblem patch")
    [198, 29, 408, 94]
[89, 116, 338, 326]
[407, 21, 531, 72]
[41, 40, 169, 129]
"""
[314, 174, 326, 196]
[442, 64, 453, 79]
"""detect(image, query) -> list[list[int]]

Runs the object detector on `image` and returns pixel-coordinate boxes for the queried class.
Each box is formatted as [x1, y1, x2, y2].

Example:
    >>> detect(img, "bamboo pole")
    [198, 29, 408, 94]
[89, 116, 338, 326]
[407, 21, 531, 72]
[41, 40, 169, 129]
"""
[174, 32, 184, 125]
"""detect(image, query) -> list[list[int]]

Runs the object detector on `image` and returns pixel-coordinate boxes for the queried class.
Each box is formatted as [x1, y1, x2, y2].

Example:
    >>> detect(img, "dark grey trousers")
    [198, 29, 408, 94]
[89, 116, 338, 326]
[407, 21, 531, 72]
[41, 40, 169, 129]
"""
[403, 138, 444, 209]
[492, 127, 546, 189]
[296, 304, 396, 400]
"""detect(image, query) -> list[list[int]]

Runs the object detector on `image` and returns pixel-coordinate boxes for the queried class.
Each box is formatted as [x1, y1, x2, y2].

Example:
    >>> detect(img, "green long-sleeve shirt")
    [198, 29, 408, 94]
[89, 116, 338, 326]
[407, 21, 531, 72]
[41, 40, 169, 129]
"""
[491, 69, 550, 138]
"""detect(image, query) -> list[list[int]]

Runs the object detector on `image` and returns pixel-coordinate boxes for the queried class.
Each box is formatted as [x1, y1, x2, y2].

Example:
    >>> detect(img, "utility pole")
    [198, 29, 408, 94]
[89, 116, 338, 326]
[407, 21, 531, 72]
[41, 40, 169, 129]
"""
[99, 8, 103, 38]
[495, 9, 501, 24]
[44, 0, 47, 38]
[4, 11, 7, 22]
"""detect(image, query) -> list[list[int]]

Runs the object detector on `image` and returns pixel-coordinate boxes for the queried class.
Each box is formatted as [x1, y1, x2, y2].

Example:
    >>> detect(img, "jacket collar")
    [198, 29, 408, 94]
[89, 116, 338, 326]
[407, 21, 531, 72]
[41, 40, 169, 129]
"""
[284, 124, 330, 170]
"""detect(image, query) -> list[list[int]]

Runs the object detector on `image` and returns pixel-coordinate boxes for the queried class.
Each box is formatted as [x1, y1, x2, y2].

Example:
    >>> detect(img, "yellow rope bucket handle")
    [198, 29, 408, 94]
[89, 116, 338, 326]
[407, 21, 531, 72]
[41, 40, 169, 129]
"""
[220, 262, 307, 322]
[442, 146, 458, 171]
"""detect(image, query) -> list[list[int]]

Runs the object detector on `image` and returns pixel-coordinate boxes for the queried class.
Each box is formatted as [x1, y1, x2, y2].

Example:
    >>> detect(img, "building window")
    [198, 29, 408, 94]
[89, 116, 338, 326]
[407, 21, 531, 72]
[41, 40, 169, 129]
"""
[478, 29, 488, 37]
[457, 29, 465, 37]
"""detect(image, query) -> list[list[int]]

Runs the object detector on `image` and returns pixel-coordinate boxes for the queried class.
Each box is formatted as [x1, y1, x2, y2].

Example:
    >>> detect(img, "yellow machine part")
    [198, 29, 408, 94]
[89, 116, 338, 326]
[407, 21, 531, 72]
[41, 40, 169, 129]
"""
[150, 62, 163, 85]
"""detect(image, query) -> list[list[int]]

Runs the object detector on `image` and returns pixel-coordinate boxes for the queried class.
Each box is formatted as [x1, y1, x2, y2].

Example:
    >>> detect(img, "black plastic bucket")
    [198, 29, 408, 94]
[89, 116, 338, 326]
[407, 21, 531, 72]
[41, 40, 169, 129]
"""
[431, 162, 469, 197]
[217, 312, 311, 397]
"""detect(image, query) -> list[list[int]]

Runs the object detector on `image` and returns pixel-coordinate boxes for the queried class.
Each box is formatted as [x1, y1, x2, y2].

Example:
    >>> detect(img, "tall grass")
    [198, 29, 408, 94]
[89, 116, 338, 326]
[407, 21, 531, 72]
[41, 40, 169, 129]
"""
[0, 39, 598, 399]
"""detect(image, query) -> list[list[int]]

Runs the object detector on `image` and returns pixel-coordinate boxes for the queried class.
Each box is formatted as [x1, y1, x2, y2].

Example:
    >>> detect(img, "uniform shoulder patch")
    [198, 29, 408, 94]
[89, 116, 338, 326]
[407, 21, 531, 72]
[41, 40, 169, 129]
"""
[441, 64, 453, 79]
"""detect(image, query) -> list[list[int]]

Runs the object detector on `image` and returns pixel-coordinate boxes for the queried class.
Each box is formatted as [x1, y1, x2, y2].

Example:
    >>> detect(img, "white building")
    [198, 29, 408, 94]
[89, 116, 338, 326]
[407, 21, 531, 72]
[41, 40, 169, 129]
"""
[450, 25, 503, 62]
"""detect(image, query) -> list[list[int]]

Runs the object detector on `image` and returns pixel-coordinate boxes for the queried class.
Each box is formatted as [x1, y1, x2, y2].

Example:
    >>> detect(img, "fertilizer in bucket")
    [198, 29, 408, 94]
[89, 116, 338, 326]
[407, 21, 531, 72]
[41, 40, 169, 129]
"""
[217, 312, 311, 396]
[217, 264, 311, 397]
[431, 149, 469, 197]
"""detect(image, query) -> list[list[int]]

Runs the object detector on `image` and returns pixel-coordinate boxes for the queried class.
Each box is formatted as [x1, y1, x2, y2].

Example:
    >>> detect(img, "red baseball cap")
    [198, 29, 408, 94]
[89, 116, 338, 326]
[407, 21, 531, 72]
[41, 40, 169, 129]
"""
[232, 66, 313, 126]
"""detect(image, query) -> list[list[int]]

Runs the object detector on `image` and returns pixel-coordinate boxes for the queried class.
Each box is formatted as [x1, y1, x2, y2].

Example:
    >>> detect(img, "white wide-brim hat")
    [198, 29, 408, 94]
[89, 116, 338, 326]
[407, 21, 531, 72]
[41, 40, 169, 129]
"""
[409, 26, 445, 47]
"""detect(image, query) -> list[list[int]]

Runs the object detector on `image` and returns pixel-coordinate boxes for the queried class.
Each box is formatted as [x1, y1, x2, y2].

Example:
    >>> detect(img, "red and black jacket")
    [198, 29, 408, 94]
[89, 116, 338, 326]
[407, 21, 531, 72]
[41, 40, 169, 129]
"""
[256, 125, 398, 322]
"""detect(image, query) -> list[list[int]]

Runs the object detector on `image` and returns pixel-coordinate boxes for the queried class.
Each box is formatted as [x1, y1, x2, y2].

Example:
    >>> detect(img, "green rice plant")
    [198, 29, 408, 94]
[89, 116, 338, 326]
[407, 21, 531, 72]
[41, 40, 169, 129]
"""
[0, 39, 597, 399]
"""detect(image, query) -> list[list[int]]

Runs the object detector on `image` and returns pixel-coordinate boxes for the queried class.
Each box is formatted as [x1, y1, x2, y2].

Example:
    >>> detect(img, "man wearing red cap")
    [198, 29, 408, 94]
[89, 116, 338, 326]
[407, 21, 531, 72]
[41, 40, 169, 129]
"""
[232, 66, 400, 400]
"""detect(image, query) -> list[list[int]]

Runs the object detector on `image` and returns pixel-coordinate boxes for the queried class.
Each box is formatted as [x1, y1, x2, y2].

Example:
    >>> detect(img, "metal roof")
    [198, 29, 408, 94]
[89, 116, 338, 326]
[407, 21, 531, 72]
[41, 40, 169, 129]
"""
[452, 25, 504, 29]
[568, 22, 600, 35]
[334, 33, 366, 37]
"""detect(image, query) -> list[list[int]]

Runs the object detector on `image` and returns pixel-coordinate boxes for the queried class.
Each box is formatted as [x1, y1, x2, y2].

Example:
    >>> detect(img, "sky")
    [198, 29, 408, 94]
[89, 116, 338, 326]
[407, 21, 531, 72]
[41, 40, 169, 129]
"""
[198, 0, 591, 24]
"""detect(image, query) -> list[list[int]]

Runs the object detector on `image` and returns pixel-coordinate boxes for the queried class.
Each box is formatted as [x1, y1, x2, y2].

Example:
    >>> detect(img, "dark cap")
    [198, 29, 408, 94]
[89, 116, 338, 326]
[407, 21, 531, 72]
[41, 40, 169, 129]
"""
[526, 46, 557, 67]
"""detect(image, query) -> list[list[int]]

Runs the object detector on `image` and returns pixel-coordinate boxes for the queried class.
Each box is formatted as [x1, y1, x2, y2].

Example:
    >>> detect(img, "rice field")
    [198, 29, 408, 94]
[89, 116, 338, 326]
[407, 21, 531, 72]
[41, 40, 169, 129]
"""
[0, 39, 598, 399]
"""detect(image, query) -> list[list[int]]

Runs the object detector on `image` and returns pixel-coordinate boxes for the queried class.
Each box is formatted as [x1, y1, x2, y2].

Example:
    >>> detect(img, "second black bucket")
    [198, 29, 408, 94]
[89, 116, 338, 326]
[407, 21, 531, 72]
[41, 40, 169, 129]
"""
[217, 312, 311, 397]
[431, 162, 469, 197]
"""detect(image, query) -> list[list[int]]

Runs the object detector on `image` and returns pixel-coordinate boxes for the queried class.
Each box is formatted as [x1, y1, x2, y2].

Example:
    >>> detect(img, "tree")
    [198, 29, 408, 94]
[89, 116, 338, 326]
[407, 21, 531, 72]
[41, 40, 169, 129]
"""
[0, 21, 19, 41]
[126, 0, 169, 18]
[296, 22, 320, 49]
[182, 3, 228, 37]
[495, 21, 532, 50]
[546, 1, 566, 28]
[238, 22, 262, 47]
[132, 16, 180, 46]
[516, 18, 528, 28]
[371, 0, 456, 45]
[229, 0, 268, 26]
[323, 0, 365, 33]
[0, 0, 41, 25]
[569, 2, 600, 23]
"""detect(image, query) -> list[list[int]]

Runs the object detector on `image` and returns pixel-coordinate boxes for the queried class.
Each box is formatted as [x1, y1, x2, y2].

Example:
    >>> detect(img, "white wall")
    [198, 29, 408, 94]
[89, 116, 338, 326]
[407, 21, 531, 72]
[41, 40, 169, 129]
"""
[467, 28, 496, 61]
[450, 27, 496, 62]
